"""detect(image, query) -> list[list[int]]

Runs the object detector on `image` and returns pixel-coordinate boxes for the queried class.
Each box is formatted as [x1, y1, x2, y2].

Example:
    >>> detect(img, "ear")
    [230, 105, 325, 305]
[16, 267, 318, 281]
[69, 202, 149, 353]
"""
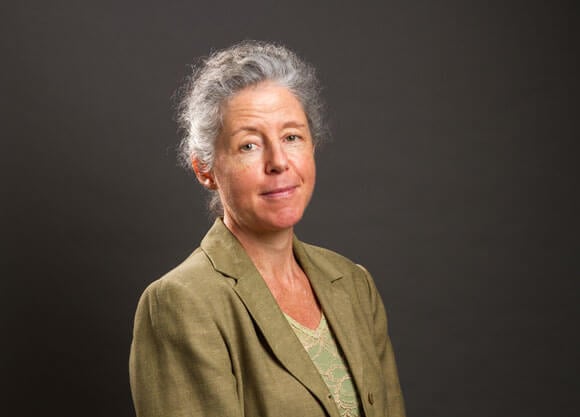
[192, 158, 217, 190]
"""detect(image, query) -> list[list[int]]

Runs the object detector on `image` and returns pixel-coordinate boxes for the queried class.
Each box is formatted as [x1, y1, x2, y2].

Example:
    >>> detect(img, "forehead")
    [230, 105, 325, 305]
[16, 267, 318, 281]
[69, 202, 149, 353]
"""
[221, 82, 307, 126]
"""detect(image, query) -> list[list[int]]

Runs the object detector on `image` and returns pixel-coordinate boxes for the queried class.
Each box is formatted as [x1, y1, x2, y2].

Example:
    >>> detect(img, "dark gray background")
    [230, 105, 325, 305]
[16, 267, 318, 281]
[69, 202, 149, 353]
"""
[2, 1, 578, 416]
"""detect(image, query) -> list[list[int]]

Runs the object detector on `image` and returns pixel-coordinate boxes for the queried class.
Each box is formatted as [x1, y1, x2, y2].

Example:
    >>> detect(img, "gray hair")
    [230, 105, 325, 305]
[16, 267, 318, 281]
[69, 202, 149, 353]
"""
[175, 40, 328, 215]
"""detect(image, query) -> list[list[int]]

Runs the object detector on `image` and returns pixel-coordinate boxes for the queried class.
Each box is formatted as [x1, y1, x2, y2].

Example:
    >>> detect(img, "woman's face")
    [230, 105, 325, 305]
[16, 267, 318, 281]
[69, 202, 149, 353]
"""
[208, 82, 316, 235]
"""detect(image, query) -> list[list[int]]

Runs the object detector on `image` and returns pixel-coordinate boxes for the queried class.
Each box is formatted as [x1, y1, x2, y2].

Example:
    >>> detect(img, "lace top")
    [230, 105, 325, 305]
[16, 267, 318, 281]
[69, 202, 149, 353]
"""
[284, 313, 362, 417]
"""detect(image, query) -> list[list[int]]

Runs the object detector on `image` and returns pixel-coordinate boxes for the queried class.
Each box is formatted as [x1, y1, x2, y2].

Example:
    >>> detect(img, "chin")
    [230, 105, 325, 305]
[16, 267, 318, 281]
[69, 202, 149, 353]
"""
[262, 208, 305, 231]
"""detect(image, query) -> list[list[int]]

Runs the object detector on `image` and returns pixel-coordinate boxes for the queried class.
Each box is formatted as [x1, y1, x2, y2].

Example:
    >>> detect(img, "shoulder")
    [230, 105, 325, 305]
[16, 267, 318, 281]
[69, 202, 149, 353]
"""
[301, 242, 366, 275]
[299, 241, 378, 298]
[138, 247, 235, 315]
[299, 241, 388, 332]
[134, 246, 245, 342]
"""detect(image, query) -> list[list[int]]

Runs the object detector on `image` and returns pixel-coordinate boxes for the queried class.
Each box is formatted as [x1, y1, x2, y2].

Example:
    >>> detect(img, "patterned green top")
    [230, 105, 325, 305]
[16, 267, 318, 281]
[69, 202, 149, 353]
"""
[284, 313, 362, 417]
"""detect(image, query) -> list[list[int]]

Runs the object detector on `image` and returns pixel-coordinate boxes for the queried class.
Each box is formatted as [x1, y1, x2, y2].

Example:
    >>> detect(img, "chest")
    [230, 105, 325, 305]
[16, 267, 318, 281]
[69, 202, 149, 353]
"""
[265, 270, 322, 329]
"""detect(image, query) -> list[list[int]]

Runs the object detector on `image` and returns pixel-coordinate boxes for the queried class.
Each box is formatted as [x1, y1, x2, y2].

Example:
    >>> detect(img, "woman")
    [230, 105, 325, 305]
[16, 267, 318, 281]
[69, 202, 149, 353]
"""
[129, 41, 405, 417]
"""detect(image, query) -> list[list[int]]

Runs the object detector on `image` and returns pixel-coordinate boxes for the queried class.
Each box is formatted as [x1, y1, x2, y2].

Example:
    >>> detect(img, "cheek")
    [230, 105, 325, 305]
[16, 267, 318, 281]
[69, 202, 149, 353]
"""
[289, 146, 315, 169]
[300, 154, 316, 180]
[215, 162, 258, 198]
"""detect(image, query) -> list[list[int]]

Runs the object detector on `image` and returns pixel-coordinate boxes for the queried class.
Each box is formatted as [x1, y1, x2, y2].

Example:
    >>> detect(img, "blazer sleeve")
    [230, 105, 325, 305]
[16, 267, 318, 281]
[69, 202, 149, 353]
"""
[357, 264, 406, 417]
[129, 279, 243, 417]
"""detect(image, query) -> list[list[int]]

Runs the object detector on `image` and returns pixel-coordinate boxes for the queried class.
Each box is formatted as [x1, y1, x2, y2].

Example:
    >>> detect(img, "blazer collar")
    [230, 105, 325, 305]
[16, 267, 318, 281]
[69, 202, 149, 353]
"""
[200, 218, 343, 283]
[201, 219, 363, 417]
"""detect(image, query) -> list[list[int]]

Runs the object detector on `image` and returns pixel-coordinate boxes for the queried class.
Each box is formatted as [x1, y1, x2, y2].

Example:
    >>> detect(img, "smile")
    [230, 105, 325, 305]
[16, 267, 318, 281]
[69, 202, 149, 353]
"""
[260, 186, 298, 199]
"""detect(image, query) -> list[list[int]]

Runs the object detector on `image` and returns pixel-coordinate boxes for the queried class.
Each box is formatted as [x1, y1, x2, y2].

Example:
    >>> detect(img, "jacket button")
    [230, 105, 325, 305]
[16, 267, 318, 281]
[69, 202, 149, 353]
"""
[368, 392, 375, 405]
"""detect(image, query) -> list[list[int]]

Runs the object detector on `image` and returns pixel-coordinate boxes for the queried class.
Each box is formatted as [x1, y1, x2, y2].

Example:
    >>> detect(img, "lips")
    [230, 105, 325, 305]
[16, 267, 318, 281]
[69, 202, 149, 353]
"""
[260, 185, 298, 198]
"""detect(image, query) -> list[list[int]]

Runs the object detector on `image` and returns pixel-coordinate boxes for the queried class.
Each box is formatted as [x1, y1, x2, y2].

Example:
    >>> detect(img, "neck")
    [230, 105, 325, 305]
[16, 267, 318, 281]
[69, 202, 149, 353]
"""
[223, 216, 298, 283]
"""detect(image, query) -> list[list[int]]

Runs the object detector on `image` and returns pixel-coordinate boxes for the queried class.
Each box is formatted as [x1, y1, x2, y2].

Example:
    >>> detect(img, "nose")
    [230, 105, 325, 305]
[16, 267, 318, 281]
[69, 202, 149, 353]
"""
[265, 142, 289, 174]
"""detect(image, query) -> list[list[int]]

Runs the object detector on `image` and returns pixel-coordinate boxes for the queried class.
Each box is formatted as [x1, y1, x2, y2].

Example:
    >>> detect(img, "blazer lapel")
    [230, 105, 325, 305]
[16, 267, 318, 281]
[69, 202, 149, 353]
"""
[200, 219, 339, 417]
[293, 239, 366, 406]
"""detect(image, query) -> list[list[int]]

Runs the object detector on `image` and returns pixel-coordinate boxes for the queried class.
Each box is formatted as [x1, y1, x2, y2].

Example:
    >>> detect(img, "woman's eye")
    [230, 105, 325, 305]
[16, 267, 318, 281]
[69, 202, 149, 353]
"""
[240, 143, 256, 151]
[285, 134, 300, 142]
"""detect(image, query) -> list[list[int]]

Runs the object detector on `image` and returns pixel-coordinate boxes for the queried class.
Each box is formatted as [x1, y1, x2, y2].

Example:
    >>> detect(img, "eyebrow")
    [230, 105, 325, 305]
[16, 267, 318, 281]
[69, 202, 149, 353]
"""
[231, 126, 260, 136]
[282, 121, 307, 129]
[230, 121, 307, 137]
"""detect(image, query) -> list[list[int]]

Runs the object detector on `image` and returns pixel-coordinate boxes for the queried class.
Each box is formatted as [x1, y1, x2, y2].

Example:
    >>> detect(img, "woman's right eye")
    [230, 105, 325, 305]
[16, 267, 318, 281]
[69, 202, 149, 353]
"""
[240, 143, 256, 152]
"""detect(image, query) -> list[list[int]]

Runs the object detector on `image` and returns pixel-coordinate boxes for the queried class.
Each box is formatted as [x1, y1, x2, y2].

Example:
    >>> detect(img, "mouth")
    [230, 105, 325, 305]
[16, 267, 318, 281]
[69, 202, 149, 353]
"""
[260, 185, 298, 199]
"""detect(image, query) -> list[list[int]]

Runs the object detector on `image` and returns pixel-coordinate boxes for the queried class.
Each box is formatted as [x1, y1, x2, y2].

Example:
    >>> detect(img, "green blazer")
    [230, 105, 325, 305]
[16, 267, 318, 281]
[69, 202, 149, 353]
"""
[130, 219, 405, 417]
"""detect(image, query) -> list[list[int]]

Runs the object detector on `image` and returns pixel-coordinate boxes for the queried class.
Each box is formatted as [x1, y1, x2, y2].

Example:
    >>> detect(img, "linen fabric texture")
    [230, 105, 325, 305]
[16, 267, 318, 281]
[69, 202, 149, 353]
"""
[129, 218, 406, 417]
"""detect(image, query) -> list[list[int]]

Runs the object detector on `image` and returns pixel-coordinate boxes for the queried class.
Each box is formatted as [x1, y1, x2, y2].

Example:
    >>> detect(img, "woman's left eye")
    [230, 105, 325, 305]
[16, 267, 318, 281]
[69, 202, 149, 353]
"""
[285, 134, 300, 142]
